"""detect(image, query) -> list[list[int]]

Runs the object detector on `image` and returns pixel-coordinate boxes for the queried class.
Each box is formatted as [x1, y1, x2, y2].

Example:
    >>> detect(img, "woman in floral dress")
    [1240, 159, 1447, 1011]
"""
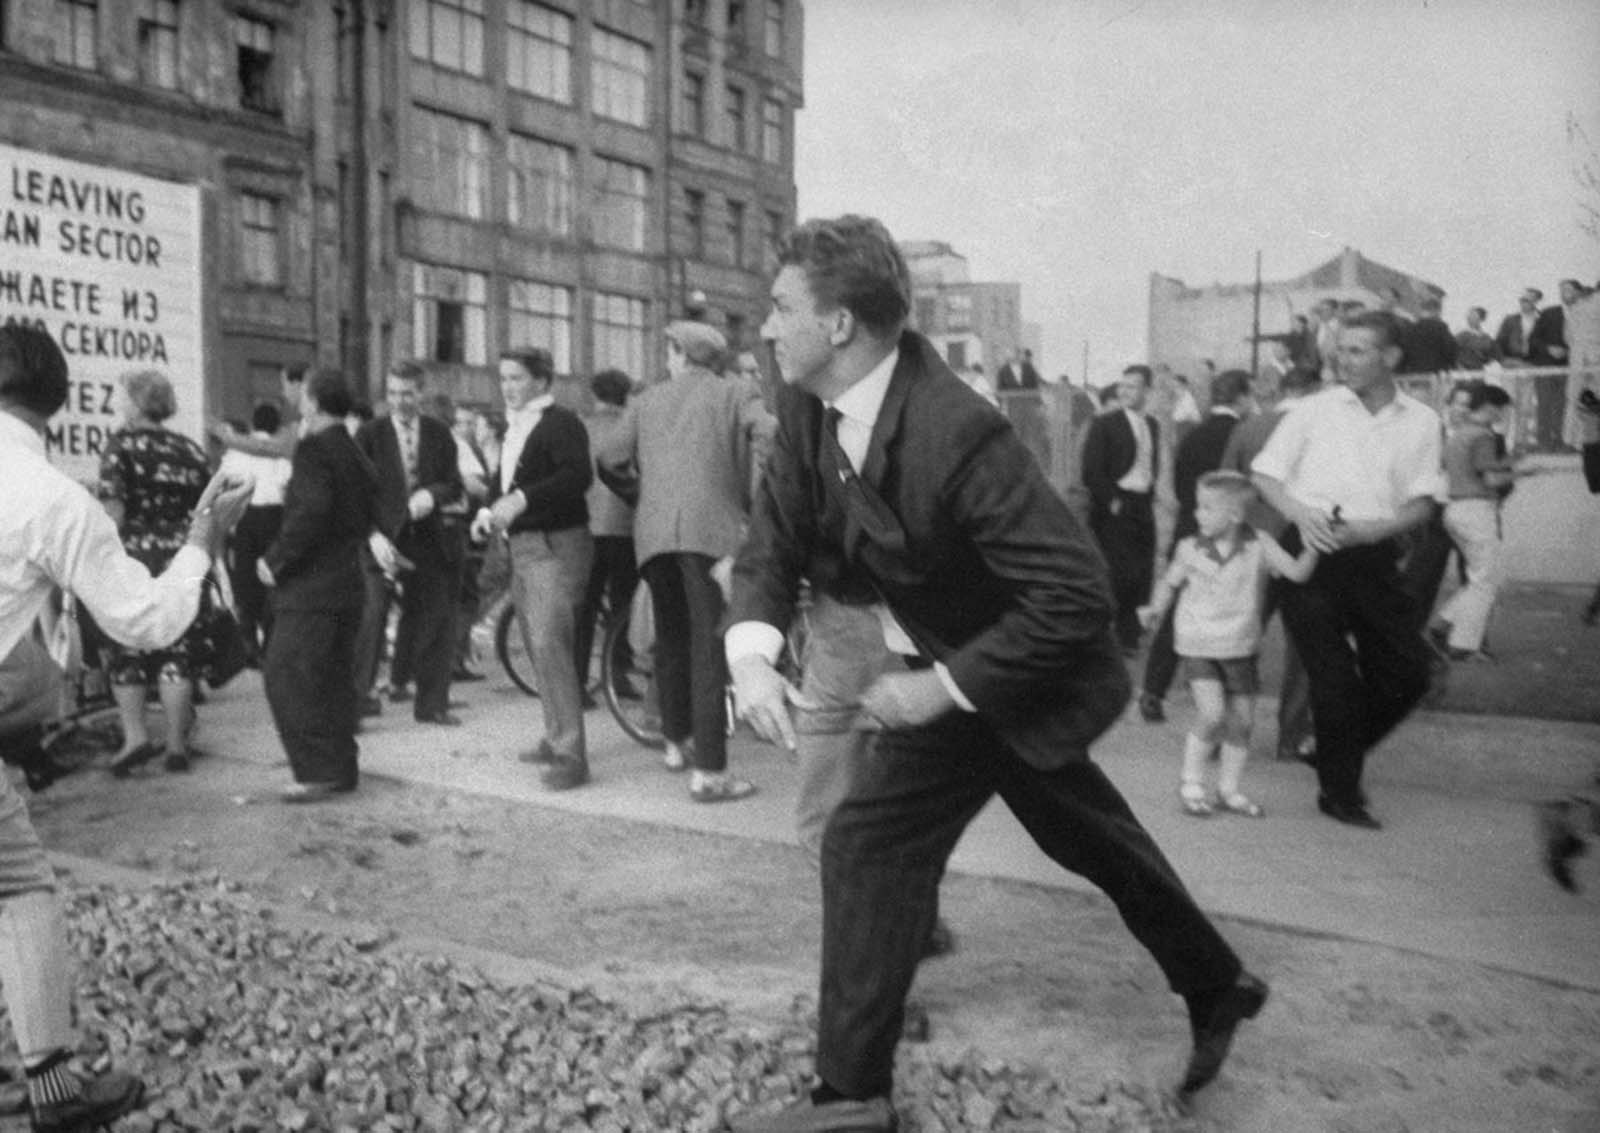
[97, 370, 212, 774]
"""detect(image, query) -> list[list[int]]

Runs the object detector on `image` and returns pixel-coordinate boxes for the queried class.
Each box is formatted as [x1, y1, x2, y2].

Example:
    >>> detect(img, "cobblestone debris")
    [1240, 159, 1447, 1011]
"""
[0, 879, 1191, 1131]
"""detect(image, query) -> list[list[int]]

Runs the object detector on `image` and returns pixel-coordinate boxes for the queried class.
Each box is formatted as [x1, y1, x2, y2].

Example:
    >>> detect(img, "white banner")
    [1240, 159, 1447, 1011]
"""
[0, 142, 204, 484]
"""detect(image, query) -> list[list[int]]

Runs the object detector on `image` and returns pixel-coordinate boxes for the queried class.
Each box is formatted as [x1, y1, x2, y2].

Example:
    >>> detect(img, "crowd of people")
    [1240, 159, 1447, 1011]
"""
[0, 225, 1594, 1131]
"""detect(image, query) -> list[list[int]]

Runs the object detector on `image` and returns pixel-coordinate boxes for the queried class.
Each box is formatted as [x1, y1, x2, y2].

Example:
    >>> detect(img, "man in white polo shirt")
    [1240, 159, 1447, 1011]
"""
[1252, 310, 1443, 830]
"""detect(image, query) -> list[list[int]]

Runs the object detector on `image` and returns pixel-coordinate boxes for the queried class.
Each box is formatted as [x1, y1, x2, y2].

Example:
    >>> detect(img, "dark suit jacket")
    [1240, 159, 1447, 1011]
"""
[1495, 312, 1533, 361]
[263, 424, 379, 611]
[730, 330, 1129, 769]
[356, 414, 463, 568]
[498, 404, 591, 535]
[1172, 410, 1243, 544]
[996, 361, 1041, 391]
[1529, 305, 1567, 366]
[1079, 407, 1160, 517]
[1398, 316, 1459, 374]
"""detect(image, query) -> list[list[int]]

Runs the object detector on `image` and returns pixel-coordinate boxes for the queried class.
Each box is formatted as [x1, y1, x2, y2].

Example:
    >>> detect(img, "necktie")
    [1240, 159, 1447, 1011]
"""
[400, 420, 418, 490]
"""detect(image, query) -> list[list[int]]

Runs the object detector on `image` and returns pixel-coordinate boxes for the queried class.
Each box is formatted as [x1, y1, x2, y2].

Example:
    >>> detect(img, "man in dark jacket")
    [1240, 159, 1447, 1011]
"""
[1398, 295, 1459, 374]
[471, 349, 593, 790]
[261, 368, 379, 801]
[724, 216, 1264, 1133]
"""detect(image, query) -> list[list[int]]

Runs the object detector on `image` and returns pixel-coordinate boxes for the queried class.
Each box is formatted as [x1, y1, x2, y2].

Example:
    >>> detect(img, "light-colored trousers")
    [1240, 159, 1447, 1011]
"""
[509, 527, 594, 761]
[1439, 498, 1502, 653]
[0, 634, 75, 1059]
[792, 597, 895, 864]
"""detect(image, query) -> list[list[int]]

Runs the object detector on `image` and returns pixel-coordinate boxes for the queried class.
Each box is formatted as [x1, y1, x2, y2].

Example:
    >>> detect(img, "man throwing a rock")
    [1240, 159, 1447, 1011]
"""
[724, 216, 1266, 1132]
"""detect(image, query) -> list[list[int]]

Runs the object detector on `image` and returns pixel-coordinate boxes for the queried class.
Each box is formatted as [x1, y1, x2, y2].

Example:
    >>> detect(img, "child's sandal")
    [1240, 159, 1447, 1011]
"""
[1180, 790, 1213, 818]
[1217, 793, 1265, 818]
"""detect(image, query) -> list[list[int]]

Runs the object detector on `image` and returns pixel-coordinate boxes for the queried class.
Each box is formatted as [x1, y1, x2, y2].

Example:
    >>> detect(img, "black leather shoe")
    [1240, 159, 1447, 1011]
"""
[1138, 692, 1166, 723]
[728, 1095, 896, 1133]
[1317, 795, 1382, 830]
[108, 742, 159, 779]
[31, 1068, 144, 1132]
[1181, 971, 1268, 1096]
[385, 684, 412, 703]
[359, 696, 383, 718]
[415, 711, 463, 726]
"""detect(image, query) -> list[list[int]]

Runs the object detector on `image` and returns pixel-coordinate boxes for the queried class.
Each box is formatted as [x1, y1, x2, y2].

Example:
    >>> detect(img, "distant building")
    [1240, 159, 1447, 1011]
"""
[0, 0, 803, 466]
[1148, 246, 1444, 386]
[902, 240, 1033, 374]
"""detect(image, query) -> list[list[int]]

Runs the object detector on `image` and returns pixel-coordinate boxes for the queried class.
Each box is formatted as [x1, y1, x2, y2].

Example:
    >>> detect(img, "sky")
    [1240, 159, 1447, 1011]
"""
[794, 0, 1600, 385]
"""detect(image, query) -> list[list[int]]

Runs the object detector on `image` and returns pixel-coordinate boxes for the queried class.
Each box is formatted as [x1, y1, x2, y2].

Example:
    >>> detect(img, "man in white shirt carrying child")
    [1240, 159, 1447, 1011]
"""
[1140, 471, 1317, 819]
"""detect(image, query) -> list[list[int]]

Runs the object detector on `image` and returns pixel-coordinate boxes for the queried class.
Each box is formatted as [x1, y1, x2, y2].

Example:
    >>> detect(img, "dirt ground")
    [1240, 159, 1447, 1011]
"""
[26, 751, 1600, 1133]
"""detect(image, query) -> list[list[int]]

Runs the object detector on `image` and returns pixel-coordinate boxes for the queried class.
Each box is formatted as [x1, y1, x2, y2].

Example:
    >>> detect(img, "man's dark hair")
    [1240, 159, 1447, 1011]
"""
[306, 368, 354, 418]
[591, 369, 632, 407]
[1469, 305, 1487, 320]
[1342, 309, 1405, 351]
[388, 359, 427, 385]
[348, 401, 375, 423]
[1482, 384, 1512, 408]
[251, 402, 282, 434]
[1122, 364, 1153, 385]
[1097, 384, 1121, 407]
[1280, 366, 1322, 397]
[777, 215, 911, 336]
[0, 325, 69, 417]
[1211, 369, 1252, 406]
[501, 349, 554, 383]
[283, 362, 310, 386]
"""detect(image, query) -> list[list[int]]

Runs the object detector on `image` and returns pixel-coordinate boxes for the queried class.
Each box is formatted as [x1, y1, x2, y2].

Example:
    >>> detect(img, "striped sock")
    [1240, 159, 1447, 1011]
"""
[25, 1048, 79, 1110]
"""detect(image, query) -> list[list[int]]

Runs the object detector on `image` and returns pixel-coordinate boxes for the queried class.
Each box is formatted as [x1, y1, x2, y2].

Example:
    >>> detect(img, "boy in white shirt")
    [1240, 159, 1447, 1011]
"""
[1140, 472, 1317, 817]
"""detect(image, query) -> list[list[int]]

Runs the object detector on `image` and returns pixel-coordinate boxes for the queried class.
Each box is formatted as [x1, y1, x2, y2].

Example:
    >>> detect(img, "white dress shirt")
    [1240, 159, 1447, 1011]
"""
[724, 349, 975, 711]
[1115, 408, 1155, 492]
[0, 411, 208, 663]
[218, 440, 291, 507]
[1251, 384, 1444, 522]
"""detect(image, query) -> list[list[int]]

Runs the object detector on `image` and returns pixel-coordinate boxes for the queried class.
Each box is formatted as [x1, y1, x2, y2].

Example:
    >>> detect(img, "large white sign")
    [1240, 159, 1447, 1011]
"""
[0, 142, 203, 484]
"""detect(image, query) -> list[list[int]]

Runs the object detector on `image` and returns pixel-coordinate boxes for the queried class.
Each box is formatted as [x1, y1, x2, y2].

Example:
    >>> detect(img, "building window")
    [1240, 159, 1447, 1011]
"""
[727, 0, 746, 40]
[54, 0, 96, 69]
[593, 292, 647, 381]
[591, 27, 649, 128]
[239, 192, 281, 286]
[413, 264, 488, 364]
[506, 0, 571, 104]
[726, 198, 745, 267]
[138, 0, 179, 89]
[681, 71, 705, 138]
[236, 15, 278, 113]
[763, 207, 784, 264]
[764, 0, 783, 56]
[507, 134, 573, 236]
[724, 84, 746, 151]
[591, 157, 648, 252]
[335, 3, 357, 97]
[761, 98, 783, 164]
[508, 280, 573, 375]
[683, 189, 705, 258]
[409, 0, 484, 76]
[412, 106, 489, 220]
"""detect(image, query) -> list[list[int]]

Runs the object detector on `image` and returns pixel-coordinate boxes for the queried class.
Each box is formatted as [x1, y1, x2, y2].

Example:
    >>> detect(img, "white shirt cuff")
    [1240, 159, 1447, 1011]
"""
[933, 661, 976, 712]
[725, 620, 785, 668]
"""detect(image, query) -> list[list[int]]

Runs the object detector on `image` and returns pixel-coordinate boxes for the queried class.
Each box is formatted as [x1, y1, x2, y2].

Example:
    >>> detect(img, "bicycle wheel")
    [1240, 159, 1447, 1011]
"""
[495, 601, 539, 697]
[600, 605, 664, 749]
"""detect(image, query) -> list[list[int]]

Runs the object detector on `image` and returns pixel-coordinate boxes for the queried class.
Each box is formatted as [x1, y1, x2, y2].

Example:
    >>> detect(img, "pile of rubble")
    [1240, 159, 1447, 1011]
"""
[4, 879, 1188, 1131]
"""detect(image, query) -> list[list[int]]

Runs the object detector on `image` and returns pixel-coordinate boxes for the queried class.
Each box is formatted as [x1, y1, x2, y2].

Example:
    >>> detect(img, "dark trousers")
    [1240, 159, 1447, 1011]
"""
[816, 711, 1241, 1099]
[1398, 509, 1457, 635]
[1141, 602, 1179, 701]
[1278, 537, 1431, 807]
[227, 505, 283, 656]
[264, 603, 360, 789]
[574, 535, 639, 688]
[1091, 490, 1156, 649]
[641, 552, 728, 771]
[373, 561, 458, 718]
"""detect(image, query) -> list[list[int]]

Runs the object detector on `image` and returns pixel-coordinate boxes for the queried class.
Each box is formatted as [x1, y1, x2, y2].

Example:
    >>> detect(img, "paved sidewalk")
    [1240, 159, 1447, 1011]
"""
[198, 668, 1600, 990]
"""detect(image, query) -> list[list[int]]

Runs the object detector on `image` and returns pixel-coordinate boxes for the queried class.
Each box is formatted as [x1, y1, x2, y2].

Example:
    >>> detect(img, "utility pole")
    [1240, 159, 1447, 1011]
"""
[1249, 250, 1263, 379]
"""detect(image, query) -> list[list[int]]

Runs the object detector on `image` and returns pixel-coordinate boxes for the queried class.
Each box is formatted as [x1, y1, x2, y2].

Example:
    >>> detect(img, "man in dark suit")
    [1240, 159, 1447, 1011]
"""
[1138, 368, 1253, 722]
[1494, 287, 1541, 363]
[472, 349, 594, 791]
[1080, 363, 1160, 652]
[1398, 295, 1459, 374]
[260, 369, 379, 801]
[1529, 279, 1580, 449]
[353, 362, 465, 726]
[994, 347, 1041, 391]
[724, 216, 1264, 1133]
